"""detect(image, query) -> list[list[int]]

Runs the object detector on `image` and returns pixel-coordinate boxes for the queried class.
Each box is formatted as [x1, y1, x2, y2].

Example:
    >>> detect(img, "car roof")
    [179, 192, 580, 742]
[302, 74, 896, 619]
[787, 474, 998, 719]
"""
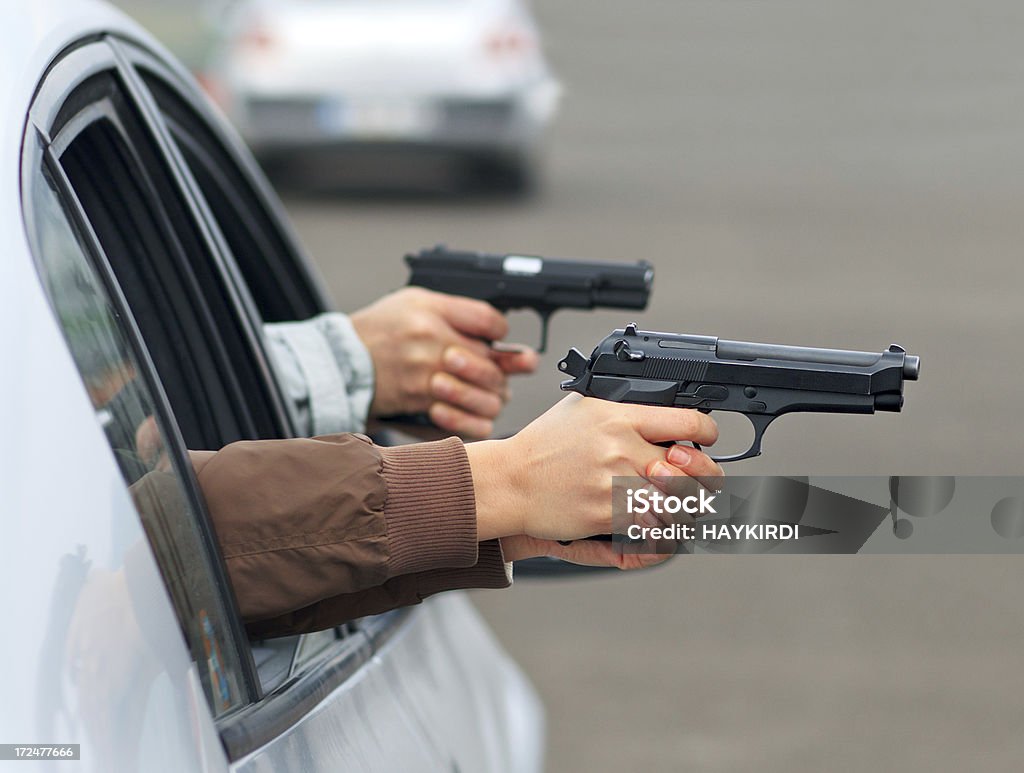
[2, 0, 184, 241]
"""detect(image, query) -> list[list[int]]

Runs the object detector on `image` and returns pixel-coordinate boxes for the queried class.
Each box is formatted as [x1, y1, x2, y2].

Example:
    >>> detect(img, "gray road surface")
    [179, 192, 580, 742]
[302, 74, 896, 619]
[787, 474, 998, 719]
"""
[271, 2, 1024, 770]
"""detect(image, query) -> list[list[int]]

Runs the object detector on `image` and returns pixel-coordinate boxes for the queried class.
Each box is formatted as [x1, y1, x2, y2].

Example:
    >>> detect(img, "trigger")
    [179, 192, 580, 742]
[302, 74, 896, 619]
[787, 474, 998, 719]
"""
[538, 311, 552, 354]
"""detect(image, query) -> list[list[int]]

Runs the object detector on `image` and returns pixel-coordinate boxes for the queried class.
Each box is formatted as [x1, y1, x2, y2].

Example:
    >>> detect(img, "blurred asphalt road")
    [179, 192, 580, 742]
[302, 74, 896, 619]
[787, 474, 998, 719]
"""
[123, 0, 1024, 770]
[279, 3, 1024, 770]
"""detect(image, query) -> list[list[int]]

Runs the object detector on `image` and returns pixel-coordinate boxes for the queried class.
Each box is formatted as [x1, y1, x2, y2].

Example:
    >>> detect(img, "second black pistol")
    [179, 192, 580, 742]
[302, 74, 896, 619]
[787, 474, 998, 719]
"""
[405, 245, 654, 352]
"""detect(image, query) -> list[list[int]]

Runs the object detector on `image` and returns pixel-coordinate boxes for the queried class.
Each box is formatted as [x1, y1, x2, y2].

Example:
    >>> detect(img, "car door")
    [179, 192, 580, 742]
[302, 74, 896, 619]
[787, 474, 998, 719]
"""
[24, 31, 542, 772]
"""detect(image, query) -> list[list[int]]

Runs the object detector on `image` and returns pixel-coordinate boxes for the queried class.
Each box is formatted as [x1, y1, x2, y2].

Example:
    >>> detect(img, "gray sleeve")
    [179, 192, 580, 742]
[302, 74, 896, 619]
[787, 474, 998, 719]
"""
[263, 312, 375, 435]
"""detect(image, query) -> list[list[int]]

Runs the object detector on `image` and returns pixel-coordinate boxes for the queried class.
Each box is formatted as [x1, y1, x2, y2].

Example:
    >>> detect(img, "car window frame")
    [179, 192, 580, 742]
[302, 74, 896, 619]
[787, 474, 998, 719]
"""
[54, 95, 262, 449]
[52, 61, 294, 448]
[107, 39, 365, 694]
[117, 38, 427, 757]
[21, 38, 262, 710]
[26, 33, 421, 761]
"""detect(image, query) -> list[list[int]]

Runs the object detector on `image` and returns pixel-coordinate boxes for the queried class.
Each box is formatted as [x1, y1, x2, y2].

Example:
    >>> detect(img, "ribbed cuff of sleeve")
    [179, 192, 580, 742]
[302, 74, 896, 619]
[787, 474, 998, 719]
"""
[378, 437, 478, 576]
[416, 540, 513, 598]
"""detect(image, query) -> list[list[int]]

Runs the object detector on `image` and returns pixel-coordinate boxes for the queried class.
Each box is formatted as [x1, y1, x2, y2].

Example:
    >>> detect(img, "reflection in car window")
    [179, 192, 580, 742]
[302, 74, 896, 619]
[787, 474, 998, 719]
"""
[28, 162, 247, 717]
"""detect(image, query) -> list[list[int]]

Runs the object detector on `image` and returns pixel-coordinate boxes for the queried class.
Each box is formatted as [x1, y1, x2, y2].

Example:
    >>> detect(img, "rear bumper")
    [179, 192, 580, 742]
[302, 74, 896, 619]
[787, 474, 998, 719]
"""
[236, 93, 546, 156]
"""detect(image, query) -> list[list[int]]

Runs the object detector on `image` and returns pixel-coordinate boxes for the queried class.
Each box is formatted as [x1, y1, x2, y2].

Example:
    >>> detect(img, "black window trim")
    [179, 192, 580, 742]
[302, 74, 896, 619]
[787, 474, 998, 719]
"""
[107, 38, 301, 435]
[51, 84, 276, 447]
[35, 37, 295, 446]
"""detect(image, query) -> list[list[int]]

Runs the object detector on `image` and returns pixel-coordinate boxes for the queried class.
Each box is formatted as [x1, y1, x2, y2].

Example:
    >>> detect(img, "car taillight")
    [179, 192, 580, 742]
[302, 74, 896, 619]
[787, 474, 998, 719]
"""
[235, 23, 276, 55]
[485, 28, 534, 58]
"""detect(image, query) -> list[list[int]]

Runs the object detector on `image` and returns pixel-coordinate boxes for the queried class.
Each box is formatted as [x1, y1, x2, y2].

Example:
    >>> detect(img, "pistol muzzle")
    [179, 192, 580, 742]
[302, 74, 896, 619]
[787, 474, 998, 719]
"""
[874, 393, 904, 411]
[903, 355, 921, 381]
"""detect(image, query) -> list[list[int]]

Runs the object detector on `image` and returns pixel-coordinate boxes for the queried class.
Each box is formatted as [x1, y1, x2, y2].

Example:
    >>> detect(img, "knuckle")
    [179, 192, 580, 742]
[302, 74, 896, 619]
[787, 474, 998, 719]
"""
[406, 286, 433, 304]
[406, 312, 437, 339]
[428, 404, 451, 430]
[411, 346, 438, 368]
[490, 314, 510, 339]
[466, 298, 505, 328]
[428, 370, 447, 394]
[678, 409, 700, 436]
[436, 373, 463, 401]
[600, 442, 632, 470]
[457, 354, 485, 380]
[451, 409, 490, 438]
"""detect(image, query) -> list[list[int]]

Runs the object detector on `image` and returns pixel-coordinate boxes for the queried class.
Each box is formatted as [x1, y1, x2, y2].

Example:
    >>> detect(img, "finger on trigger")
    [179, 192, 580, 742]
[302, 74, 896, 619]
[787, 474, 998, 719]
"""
[629, 405, 720, 447]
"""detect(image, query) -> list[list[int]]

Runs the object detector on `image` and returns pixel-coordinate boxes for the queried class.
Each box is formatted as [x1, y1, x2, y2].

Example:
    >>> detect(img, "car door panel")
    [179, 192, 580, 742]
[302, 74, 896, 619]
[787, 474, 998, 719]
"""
[233, 595, 543, 773]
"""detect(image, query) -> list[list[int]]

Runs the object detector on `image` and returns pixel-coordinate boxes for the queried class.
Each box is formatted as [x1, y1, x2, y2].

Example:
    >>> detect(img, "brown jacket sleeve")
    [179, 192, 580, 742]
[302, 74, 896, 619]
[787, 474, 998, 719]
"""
[189, 434, 510, 636]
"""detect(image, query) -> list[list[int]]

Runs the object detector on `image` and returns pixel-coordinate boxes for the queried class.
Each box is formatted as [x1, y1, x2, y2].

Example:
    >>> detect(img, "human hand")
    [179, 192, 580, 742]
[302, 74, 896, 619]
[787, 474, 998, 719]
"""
[465, 394, 723, 550]
[497, 443, 720, 568]
[351, 287, 538, 438]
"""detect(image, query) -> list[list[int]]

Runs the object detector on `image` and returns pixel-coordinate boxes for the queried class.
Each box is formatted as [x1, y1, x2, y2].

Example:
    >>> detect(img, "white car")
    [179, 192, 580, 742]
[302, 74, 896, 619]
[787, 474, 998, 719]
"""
[1, 1, 543, 769]
[201, 0, 561, 190]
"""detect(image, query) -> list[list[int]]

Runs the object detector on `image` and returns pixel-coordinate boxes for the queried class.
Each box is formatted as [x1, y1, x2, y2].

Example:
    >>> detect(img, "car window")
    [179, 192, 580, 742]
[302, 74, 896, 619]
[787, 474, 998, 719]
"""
[29, 43, 403, 748]
[139, 67, 329, 323]
[52, 70, 288, 450]
[129, 60, 378, 684]
[24, 146, 250, 717]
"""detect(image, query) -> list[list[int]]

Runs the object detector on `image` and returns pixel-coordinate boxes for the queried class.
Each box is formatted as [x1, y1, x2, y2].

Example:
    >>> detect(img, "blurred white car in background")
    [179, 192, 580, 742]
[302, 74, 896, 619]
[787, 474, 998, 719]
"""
[202, 0, 561, 191]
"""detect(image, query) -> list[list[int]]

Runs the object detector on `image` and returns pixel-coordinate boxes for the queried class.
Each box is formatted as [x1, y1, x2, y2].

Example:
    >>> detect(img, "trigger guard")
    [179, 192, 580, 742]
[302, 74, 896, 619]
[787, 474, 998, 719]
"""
[705, 413, 776, 464]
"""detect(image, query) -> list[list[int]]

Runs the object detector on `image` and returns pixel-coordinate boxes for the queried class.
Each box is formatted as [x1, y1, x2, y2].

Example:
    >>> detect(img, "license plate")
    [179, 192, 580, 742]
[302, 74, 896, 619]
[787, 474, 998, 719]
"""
[315, 98, 437, 138]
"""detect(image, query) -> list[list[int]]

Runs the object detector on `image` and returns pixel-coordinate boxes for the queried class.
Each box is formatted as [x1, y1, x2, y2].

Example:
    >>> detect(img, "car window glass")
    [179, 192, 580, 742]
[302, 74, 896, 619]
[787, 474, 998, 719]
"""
[140, 69, 326, 323]
[27, 159, 247, 717]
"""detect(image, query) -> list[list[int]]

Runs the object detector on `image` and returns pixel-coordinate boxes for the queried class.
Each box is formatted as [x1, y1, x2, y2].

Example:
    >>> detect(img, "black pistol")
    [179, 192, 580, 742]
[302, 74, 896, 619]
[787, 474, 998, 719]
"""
[405, 245, 654, 352]
[558, 323, 920, 462]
